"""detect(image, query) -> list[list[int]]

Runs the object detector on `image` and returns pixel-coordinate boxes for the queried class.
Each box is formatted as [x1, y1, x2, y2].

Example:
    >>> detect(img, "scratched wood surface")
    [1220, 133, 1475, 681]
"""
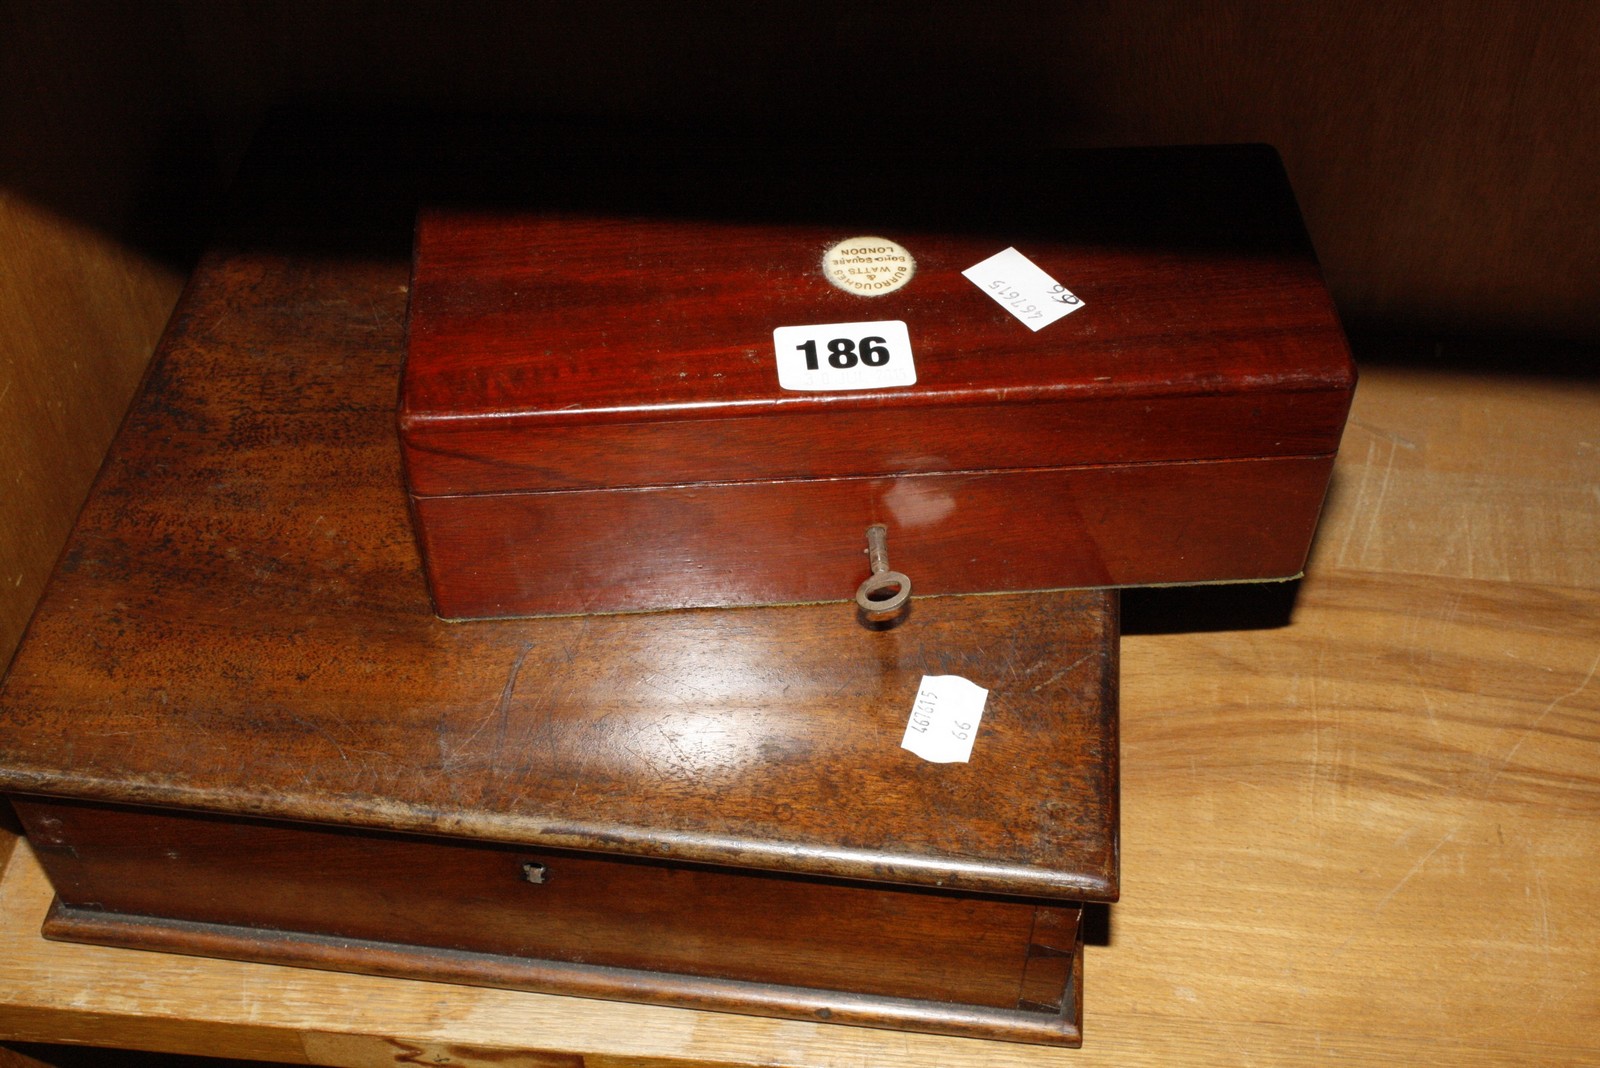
[2, 360, 1596, 1064]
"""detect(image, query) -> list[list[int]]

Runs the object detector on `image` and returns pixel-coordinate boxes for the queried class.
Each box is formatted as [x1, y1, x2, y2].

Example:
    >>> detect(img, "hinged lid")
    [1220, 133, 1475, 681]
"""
[400, 144, 1354, 498]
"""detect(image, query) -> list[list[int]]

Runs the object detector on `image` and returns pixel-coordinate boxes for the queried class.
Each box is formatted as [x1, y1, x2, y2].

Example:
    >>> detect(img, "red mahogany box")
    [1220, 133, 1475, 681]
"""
[399, 144, 1355, 619]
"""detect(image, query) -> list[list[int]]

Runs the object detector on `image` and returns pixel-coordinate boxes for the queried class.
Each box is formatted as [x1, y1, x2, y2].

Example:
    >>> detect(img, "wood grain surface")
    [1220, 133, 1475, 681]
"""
[0, 251, 1119, 903]
[400, 146, 1352, 616]
[18, 793, 1085, 1037]
[414, 455, 1333, 618]
[3, 354, 1596, 1065]
[0, 237, 1117, 1047]
[402, 149, 1351, 491]
[0, 195, 180, 671]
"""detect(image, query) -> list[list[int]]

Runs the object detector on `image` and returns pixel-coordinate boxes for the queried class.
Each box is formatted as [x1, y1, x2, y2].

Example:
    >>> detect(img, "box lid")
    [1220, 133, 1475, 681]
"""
[401, 144, 1354, 498]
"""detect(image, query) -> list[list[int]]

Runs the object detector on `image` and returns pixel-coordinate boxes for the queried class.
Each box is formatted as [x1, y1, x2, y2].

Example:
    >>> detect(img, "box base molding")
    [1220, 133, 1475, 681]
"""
[42, 900, 1085, 1046]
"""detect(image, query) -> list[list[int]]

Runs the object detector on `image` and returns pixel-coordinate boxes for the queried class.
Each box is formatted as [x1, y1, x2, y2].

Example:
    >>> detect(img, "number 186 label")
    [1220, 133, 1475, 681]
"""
[773, 320, 915, 391]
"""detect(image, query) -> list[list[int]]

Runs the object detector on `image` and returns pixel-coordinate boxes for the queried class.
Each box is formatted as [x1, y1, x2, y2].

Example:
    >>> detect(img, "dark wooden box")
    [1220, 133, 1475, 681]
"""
[401, 144, 1355, 619]
[0, 227, 1119, 1045]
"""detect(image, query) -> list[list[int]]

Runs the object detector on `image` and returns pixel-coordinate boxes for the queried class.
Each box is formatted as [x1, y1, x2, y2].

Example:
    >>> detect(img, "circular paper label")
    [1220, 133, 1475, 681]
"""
[822, 236, 915, 296]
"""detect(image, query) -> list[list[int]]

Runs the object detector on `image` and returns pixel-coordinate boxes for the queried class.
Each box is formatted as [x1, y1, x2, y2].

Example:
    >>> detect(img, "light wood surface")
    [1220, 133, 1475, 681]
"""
[0, 195, 181, 671]
[2, 362, 1596, 1064]
[0, 0, 191, 669]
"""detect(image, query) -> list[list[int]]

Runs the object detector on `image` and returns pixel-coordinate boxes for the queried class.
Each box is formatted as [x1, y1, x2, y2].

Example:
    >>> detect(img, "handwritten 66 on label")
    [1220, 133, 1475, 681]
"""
[987, 279, 1079, 323]
[773, 320, 916, 391]
[962, 247, 1085, 332]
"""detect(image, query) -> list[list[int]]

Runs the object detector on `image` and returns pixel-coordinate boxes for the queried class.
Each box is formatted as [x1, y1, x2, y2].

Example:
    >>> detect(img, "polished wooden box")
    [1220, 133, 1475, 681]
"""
[0, 228, 1119, 1045]
[401, 145, 1355, 619]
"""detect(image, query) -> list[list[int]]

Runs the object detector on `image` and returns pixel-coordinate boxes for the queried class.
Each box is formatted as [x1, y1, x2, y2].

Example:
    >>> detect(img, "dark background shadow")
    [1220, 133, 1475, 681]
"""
[4, 0, 1599, 351]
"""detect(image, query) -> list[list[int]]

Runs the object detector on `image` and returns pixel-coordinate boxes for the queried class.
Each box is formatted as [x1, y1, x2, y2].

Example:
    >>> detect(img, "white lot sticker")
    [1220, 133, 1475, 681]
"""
[902, 675, 989, 764]
[962, 247, 1084, 332]
[773, 320, 916, 391]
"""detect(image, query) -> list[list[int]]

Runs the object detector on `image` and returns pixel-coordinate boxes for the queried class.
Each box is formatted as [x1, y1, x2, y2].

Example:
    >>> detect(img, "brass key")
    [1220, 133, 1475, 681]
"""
[854, 524, 912, 617]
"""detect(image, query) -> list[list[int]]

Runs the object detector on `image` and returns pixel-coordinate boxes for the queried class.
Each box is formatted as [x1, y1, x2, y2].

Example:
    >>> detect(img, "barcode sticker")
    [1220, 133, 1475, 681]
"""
[962, 247, 1084, 331]
[902, 675, 990, 764]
